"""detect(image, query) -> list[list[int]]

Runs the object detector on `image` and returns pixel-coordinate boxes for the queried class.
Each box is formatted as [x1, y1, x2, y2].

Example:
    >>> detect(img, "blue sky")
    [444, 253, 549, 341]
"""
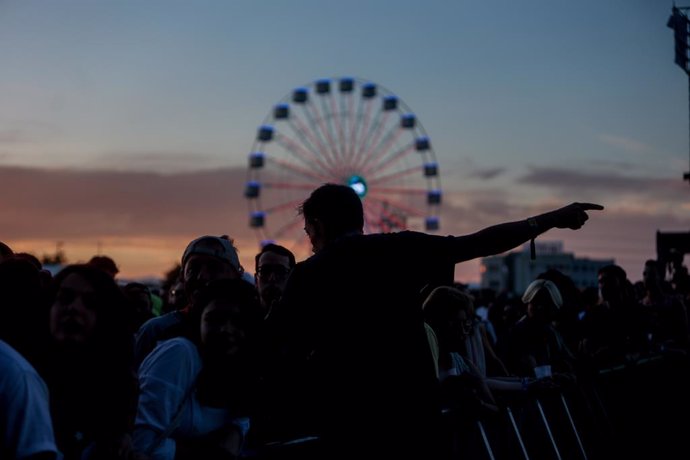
[1, 0, 688, 283]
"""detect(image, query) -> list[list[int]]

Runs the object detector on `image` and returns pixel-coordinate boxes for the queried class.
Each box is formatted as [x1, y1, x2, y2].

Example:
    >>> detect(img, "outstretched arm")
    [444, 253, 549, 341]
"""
[451, 202, 604, 262]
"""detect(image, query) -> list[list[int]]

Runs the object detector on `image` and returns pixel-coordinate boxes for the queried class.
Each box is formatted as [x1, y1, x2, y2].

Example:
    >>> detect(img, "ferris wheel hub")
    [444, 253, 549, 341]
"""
[346, 175, 368, 198]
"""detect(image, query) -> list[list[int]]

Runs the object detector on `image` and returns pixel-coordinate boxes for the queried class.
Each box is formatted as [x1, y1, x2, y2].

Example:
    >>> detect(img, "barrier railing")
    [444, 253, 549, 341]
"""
[245, 352, 689, 459]
[442, 351, 690, 460]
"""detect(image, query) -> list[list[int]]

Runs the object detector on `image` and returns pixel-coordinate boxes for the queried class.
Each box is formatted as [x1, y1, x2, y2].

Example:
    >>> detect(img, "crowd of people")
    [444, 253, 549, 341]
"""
[2, 183, 688, 459]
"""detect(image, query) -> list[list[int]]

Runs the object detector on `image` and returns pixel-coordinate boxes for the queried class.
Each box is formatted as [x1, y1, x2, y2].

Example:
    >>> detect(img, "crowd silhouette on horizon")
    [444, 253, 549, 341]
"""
[2, 183, 689, 459]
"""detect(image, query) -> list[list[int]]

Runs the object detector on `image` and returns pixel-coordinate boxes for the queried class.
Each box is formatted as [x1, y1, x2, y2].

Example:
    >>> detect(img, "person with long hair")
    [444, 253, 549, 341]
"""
[133, 278, 263, 460]
[42, 264, 137, 460]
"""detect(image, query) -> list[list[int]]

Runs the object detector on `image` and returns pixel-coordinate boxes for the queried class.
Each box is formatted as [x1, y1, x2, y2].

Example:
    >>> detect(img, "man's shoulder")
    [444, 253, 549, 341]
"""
[138, 310, 185, 336]
[364, 230, 449, 245]
[0, 340, 36, 378]
[139, 336, 200, 376]
[321, 231, 436, 253]
[149, 336, 196, 358]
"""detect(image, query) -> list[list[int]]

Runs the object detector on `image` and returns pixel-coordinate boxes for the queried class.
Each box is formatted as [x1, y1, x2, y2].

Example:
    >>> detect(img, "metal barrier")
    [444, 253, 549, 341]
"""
[246, 352, 689, 459]
[442, 352, 690, 460]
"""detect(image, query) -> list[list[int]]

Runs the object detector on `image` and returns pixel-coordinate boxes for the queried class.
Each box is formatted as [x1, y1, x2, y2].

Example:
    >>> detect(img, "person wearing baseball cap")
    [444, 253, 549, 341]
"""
[502, 278, 576, 380]
[522, 279, 563, 312]
[133, 235, 246, 368]
[181, 236, 240, 273]
[180, 235, 243, 302]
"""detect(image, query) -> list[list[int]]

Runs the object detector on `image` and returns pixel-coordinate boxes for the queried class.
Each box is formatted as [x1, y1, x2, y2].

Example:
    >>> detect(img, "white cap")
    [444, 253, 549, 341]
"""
[522, 279, 563, 309]
[181, 235, 240, 271]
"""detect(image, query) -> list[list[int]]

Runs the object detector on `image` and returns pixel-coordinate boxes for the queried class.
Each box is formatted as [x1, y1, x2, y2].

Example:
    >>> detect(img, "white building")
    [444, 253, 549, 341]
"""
[480, 241, 613, 295]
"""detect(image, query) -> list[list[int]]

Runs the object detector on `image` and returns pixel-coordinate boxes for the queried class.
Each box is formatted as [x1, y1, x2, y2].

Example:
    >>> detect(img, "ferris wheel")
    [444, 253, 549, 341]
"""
[244, 76, 442, 258]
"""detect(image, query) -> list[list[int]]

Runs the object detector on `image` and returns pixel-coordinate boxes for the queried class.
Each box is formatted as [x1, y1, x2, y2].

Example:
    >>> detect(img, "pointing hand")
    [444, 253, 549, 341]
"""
[549, 202, 604, 230]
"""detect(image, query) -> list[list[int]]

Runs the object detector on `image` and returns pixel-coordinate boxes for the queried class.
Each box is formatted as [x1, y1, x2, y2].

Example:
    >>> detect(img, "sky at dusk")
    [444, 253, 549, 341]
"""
[1, 0, 689, 284]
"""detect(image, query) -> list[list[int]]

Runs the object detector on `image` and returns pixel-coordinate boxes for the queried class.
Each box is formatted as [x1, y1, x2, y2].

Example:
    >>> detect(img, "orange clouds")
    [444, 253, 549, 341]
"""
[0, 165, 252, 239]
[0, 165, 262, 277]
[2, 164, 690, 283]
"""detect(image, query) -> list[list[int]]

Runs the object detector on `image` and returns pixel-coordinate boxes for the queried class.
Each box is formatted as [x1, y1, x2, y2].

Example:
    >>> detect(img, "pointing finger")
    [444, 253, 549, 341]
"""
[577, 203, 604, 211]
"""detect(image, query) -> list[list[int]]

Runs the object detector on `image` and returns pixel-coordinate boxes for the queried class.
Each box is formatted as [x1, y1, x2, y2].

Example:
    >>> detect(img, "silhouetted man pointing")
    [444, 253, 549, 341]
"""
[267, 183, 603, 459]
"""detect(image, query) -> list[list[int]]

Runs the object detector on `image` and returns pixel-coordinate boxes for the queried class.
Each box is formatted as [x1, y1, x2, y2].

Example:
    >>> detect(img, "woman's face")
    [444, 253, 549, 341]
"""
[436, 308, 471, 351]
[456, 310, 473, 340]
[50, 273, 98, 345]
[200, 300, 247, 359]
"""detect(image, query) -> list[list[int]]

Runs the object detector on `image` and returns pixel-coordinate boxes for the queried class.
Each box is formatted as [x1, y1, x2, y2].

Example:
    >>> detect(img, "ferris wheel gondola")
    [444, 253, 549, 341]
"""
[244, 76, 442, 259]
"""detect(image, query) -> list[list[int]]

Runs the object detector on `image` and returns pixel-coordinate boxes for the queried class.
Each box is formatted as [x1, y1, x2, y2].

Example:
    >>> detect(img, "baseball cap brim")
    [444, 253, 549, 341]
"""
[522, 279, 563, 309]
[182, 236, 240, 271]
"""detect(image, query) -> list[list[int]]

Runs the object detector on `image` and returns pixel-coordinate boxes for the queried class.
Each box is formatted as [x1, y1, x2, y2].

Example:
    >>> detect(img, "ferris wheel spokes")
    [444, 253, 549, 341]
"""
[272, 133, 334, 179]
[245, 76, 442, 257]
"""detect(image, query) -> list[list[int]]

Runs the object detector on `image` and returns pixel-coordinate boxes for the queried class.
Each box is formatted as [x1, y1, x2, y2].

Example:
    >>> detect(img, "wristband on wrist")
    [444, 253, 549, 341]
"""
[527, 217, 538, 260]
[527, 217, 539, 260]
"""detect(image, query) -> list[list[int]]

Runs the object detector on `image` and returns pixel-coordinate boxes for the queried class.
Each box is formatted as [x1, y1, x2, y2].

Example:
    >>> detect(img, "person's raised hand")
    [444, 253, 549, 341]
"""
[549, 202, 604, 230]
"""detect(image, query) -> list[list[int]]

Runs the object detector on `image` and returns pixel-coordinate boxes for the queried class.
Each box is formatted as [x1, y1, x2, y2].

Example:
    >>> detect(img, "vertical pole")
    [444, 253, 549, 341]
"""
[506, 406, 531, 460]
[670, 5, 690, 183]
[477, 420, 496, 460]
[686, 73, 690, 183]
[685, 7, 690, 183]
[560, 394, 588, 460]
[535, 399, 562, 460]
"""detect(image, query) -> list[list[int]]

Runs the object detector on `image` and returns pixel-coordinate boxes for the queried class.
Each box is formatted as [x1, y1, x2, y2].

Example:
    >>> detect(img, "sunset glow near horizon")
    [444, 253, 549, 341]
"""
[2, 0, 689, 285]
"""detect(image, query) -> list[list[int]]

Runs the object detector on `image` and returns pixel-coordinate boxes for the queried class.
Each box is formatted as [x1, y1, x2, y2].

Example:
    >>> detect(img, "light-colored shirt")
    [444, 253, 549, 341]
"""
[424, 323, 440, 378]
[438, 351, 472, 383]
[133, 337, 249, 460]
[0, 339, 58, 460]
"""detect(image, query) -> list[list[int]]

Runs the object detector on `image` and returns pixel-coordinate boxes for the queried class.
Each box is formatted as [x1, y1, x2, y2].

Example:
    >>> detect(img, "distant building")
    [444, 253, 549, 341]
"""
[480, 241, 613, 295]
